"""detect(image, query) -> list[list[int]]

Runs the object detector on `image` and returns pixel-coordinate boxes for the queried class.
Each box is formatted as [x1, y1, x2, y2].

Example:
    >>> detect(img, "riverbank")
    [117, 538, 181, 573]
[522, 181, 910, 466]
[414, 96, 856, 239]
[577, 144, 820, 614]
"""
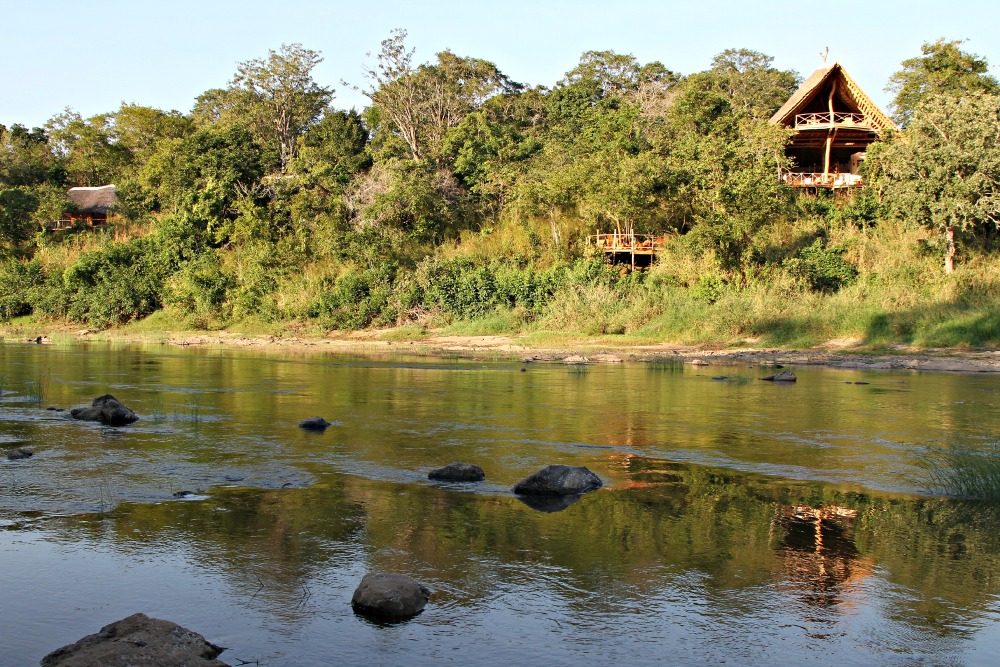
[4, 321, 1000, 373]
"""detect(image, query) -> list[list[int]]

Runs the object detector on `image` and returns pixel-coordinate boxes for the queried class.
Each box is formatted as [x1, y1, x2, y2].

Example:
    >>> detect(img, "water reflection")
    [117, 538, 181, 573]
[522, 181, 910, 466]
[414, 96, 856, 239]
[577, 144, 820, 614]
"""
[4, 343, 1000, 664]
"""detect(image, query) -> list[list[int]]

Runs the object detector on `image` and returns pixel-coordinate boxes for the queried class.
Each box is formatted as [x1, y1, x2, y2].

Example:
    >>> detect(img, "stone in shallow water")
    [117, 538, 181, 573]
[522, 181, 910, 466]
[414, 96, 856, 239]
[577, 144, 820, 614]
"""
[351, 572, 431, 620]
[428, 462, 486, 482]
[40, 612, 228, 667]
[70, 394, 138, 426]
[6, 446, 33, 460]
[512, 464, 603, 496]
[761, 371, 797, 382]
[298, 416, 333, 431]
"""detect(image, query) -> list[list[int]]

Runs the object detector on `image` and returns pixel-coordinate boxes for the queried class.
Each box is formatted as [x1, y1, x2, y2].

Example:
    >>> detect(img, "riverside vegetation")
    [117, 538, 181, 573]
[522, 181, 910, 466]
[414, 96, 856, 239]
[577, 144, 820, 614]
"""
[0, 36, 999, 349]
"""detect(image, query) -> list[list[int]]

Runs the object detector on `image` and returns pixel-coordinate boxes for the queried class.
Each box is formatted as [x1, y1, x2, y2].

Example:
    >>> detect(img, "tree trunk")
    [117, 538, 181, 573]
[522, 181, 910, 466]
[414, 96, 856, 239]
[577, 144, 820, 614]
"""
[944, 226, 955, 274]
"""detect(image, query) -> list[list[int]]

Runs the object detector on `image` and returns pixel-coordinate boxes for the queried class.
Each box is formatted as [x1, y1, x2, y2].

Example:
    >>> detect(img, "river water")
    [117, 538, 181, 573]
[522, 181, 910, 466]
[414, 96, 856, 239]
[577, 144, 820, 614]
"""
[2, 341, 1000, 665]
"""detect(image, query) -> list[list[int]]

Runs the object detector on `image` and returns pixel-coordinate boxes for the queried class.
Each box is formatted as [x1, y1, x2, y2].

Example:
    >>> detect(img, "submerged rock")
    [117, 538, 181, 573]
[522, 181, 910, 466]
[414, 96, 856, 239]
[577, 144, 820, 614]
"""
[428, 462, 486, 482]
[761, 371, 797, 382]
[351, 572, 431, 620]
[298, 416, 333, 431]
[40, 612, 229, 666]
[6, 446, 33, 460]
[70, 394, 138, 426]
[513, 465, 603, 496]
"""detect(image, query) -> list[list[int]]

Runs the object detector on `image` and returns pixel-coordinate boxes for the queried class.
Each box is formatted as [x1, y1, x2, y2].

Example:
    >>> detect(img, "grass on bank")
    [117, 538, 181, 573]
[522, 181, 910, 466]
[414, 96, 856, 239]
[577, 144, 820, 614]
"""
[6, 198, 1000, 351]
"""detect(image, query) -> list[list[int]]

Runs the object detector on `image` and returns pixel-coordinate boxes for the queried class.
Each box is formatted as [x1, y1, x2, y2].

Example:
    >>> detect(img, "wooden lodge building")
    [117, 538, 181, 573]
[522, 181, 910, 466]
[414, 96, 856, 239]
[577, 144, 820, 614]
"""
[594, 61, 896, 265]
[49, 185, 117, 231]
[770, 62, 897, 189]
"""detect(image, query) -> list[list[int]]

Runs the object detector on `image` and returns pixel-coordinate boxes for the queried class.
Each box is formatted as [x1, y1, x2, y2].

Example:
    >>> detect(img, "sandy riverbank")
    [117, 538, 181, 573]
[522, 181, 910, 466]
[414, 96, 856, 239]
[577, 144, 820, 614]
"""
[5, 322, 1000, 373]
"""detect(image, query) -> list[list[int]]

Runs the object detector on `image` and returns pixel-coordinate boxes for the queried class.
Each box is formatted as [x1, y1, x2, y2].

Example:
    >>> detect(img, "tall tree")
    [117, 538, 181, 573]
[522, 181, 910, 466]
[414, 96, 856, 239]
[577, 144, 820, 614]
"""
[686, 49, 799, 121]
[229, 43, 333, 172]
[358, 29, 520, 163]
[886, 39, 999, 127]
[868, 91, 1000, 273]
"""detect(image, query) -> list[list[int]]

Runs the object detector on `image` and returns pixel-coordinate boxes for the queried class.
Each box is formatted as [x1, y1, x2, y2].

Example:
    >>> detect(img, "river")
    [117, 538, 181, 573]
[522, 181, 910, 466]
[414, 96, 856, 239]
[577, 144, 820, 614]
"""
[3, 341, 1000, 665]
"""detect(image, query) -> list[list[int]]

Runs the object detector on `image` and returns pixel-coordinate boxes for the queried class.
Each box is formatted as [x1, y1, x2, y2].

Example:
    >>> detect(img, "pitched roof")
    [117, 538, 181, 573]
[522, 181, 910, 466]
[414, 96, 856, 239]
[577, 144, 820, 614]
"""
[67, 185, 117, 214]
[770, 62, 897, 132]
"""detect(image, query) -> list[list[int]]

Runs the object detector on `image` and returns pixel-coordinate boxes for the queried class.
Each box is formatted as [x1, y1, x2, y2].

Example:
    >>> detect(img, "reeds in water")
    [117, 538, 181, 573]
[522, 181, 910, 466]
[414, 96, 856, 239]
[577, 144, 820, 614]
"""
[919, 442, 1000, 501]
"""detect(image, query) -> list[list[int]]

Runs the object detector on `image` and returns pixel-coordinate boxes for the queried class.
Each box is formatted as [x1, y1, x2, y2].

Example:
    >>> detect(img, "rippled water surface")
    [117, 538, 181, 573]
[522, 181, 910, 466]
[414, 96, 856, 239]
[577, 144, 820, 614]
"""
[3, 341, 1000, 665]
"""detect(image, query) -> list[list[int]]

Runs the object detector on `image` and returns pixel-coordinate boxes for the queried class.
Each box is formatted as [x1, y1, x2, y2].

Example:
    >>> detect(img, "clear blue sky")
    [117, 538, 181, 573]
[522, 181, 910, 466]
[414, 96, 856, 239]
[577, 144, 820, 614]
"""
[2, 0, 997, 128]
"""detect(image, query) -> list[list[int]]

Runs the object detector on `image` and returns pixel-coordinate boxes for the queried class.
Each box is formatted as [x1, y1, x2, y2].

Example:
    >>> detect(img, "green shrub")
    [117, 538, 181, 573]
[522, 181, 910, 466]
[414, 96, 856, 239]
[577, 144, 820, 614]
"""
[0, 259, 45, 319]
[785, 238, 858, 292]
[61, 239, 169, 328]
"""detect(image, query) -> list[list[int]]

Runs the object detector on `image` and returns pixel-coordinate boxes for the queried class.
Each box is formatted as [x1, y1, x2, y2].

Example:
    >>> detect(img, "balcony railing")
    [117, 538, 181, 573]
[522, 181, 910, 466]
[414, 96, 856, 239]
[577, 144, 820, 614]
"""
[794, 112, 867, 129]
[591, 233, 667, 253]
[780, 171, 862, 188]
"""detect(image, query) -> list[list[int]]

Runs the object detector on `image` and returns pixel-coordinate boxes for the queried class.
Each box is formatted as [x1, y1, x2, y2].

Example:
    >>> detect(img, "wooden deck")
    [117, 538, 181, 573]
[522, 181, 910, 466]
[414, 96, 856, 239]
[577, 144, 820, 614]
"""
[591, 233, 667, 268]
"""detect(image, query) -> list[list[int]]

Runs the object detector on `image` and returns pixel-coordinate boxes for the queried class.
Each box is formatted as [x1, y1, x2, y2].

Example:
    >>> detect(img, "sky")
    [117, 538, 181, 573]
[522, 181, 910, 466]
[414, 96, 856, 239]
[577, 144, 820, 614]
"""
[1, 0, 998, 129]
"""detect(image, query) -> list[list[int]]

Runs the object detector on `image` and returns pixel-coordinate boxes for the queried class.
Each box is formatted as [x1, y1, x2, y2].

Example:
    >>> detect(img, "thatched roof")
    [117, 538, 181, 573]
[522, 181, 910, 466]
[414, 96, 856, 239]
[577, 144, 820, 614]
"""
[67, 185, 117, 214]
[770, 63, 896, 132]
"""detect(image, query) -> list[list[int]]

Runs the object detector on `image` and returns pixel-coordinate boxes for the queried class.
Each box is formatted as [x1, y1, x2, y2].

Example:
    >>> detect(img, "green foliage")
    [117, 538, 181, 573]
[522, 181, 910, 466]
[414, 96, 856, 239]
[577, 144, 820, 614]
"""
[868, 91, 1000, 271]
[887, 38, 1000, 127]
[785, 238, 858, 292]
[0, 187, 39, 246]
[60, 238, 171, 328]
[414, 256, 564, 319]
[228, 43, 333, 171]
[311, 264, 397, 329]
[0, 258, 45, 319]
[692, 273, 727, 304]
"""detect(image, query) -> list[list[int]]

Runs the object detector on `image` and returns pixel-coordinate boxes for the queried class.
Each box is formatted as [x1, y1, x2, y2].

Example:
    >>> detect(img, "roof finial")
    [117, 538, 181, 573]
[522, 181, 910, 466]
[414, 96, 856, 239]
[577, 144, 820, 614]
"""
[820, 47, 829, 64]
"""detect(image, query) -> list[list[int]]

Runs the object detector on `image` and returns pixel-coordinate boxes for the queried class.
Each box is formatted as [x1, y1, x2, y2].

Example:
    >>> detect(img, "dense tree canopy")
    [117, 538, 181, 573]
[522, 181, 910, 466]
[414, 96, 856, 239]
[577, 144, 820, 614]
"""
[886, 38, 1000, 127]
[1, 34, 998, 331]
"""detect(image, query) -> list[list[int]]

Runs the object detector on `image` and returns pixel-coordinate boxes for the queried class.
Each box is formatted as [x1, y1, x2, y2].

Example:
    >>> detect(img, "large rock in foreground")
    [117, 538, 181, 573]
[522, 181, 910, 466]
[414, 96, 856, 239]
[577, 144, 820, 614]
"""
[351, 572, 431, 620]
[513, 464, 603, 496]
[40, 613, 228, 667]
[70, 394, 138, 426]
[428, 462, 485, 482]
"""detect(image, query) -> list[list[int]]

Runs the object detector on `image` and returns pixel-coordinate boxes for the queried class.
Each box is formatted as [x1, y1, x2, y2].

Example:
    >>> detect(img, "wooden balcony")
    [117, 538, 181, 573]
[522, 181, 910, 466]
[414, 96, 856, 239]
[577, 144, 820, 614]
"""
[592, 233, 666, 254]
[591, 233, 667, 268]
[781, 171, 862, 189]
[794, 112, 868, 130]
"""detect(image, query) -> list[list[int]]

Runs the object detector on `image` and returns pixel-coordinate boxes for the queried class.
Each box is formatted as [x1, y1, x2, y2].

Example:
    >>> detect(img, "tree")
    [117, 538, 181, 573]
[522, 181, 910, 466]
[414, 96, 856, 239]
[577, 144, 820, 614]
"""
[868, 92, 1000, 273]
[886, 39, 999, 127]
[229, 44, 333, 172]
[45, 109, 132, 186]
[686, 49, 799, 121]
[562, 50, 678, 98]
[357, 29, 520, 163]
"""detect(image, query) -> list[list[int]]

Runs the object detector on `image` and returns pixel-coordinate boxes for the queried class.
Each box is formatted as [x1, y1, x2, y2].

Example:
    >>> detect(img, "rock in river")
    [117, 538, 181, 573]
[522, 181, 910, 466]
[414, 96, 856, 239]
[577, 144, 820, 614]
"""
[298, 416, 333, 431]
[351, 572, 431, 620]
[428, 462, 486, 482]
[70, 394, 138, 426]
[6, 446, 33, 460]
[513, 464, 603, 496]
[40, 612, 229, 666]
[761, 371, 797, 382]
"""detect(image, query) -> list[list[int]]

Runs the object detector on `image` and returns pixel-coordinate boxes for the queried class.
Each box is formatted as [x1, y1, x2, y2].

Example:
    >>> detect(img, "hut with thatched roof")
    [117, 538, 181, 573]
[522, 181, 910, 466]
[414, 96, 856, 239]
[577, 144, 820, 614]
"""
[64, 185, 117, 227]
[770, 63, 896, 189]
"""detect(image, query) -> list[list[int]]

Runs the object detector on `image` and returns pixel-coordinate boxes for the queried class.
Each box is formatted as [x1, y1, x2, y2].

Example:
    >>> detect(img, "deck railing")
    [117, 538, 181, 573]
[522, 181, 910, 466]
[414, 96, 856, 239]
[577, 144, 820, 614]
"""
[591, 233, 667, 253]
[794, 112, 867, 128]
[780, 171, 862, 188]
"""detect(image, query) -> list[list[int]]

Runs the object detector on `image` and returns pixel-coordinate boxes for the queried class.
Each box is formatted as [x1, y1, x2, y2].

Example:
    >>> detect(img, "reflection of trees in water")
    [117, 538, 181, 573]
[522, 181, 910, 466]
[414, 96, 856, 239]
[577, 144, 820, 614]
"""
[36, 453, 1000, 643]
